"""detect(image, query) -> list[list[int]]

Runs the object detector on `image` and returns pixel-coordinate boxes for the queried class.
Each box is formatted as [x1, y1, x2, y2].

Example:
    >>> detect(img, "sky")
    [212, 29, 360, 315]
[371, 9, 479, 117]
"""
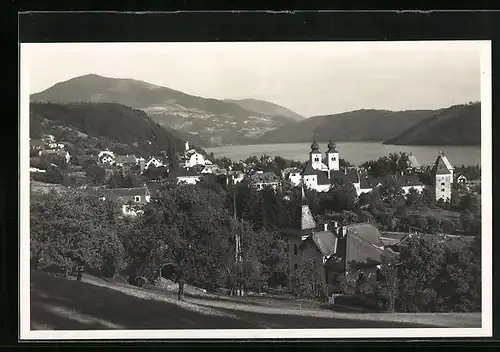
[23, 41, 484, 117]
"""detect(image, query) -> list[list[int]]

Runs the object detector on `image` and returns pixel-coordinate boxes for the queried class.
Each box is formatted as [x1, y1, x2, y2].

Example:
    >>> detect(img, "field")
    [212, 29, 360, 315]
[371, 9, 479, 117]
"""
[30, 271, 481, 331]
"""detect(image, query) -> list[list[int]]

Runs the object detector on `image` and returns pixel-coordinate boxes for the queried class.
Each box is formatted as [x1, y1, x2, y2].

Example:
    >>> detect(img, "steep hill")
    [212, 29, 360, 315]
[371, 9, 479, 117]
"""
[254, 109, 440, 144]
[384, 103, 481, 146]
[31, 74, 298, 147]
[224, 98, 305, 121]
[30, 102, 188, 154]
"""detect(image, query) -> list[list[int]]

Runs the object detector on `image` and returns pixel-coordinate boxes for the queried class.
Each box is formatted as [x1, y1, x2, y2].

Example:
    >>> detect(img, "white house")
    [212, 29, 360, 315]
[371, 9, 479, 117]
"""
[200, 164, 219, 174]
[176, 168, 201, 185]
[185, 151, 209, 168]
[432, 151, 454, 203]
[145, 157, 164, 170]
[284, 167, 302, 187]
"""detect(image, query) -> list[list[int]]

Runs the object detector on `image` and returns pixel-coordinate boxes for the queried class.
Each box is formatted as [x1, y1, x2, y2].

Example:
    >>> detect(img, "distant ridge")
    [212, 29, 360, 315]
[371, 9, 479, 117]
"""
[253, 109, 439, 144]
[223, 98, 305, 121]
[30, 101, 188, 153]
[31, 74, 301, 147]
[383, 102, 481, 146]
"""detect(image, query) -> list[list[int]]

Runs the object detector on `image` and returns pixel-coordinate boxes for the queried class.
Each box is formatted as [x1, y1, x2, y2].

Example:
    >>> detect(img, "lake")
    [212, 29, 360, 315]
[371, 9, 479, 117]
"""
[206, 142, 482, 167]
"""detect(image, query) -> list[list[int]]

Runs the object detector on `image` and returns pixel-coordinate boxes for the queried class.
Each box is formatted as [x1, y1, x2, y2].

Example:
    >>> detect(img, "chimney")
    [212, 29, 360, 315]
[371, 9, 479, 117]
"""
[333, 221, 338, 229]
[323, 223, 328, 231]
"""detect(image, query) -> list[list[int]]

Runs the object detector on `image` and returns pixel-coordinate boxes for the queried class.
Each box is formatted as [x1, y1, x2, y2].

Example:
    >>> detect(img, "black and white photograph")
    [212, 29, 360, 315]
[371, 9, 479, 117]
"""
[20, 40, 492, 340]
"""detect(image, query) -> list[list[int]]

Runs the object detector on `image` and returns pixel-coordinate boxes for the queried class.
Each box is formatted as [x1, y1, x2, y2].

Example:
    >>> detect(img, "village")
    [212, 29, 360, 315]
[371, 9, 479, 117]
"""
[29, 132, 482, 313]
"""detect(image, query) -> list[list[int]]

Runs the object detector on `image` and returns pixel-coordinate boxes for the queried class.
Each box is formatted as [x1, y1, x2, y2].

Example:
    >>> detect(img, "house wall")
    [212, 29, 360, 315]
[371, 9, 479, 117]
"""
[435, 173, 452, 202]
[357, 187, 373, 196]
[187, 152, 205, 168]
[303, 175, 318, 189]
[177, 176, 200, 185]
[327, 152, 340, 171]
[310, 152, 323, 170]
[289, 173, 302, 186]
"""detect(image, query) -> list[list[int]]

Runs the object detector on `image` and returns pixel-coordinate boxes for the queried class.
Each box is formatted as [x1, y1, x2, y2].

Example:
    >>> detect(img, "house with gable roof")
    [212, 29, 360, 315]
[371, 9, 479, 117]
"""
[282, 187, 394, 295]
[176, 168, 202, 185]
[247, 171, 281, 191]
[108, 186, 151, 217]
[432, 151, 454, 203]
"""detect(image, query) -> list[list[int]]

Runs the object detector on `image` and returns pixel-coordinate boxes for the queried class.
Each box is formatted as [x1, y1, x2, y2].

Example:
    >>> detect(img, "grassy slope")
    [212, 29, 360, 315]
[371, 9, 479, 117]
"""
[30, 271, 480, 330]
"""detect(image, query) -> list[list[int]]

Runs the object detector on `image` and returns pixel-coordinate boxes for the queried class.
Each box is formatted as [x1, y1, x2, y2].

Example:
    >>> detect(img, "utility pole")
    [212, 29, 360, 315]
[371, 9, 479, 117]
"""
[233, 186, 242, 296]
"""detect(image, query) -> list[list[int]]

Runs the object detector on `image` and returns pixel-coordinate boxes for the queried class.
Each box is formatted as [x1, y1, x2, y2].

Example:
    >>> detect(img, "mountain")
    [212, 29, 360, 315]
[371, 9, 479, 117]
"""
[30, 74, 298, 147]
[223, 98, 305, 121]
[384, 102, 481, 146]
[30, 102, 189, 155]
[254, 109, 441, 144]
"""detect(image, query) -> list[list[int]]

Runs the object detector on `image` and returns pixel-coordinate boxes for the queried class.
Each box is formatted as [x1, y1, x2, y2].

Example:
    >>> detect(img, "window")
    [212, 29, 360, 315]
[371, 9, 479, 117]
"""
[294, 244, 298, 255]
[441, 188, 445, 192]
[134, 196, 141, 202]
[441, 182, 445, 186]
[332, 156, 336, 161]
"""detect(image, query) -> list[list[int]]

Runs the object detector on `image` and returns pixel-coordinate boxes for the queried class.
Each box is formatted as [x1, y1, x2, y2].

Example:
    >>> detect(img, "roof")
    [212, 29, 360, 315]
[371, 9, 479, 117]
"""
[291, 189, 317, 231]
[432, 154, 454, 175]
[293, 205, 317, 231]
[327, 140, 337, 153]
[345, 223, 385, 248]
[310, 231, 338, 257]
[329, 168, 359, 184]
[397, 174, 424, 187]
[310, 140, 320, 152]
[408, 154, 421, 168]
[108, 187, 149, 202]
[359, 174, 423, 189]
[249, 172, 279, 184]
[176, 168, 200, 177]
[115, 155, 137, 164]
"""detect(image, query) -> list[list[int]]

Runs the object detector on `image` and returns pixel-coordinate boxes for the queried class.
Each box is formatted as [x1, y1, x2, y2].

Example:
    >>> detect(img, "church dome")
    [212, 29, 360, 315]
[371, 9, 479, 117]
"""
[327, 140, 337, 152]
[310, 140, 320, 152]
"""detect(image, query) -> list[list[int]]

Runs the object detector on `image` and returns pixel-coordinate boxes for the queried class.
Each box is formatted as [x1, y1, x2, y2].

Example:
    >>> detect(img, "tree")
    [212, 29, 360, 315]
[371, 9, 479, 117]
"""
[44, 166, 65, 185]
[397, 236, 446, 312]
[460, 193, 480, 214]
[30, 189, 126, 277]
[289, 259, 325, 307]
[85, 164, 106, 185]
[426, 215, 441, 234]
[440, 219, 456, 235]
[405, 188, 421, 208]
[324, 178, 357, 212]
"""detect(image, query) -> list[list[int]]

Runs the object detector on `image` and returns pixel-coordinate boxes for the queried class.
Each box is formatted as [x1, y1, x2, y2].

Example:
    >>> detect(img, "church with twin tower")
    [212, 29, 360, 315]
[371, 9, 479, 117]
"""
[301, 140, 360, 193]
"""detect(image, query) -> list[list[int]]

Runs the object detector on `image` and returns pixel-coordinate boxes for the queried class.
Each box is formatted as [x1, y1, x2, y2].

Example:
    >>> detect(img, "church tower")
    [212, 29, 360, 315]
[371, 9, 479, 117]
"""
[326, 140, 340, 171]
[309, 140, 323, 170]
[432, 151, 454, 203]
